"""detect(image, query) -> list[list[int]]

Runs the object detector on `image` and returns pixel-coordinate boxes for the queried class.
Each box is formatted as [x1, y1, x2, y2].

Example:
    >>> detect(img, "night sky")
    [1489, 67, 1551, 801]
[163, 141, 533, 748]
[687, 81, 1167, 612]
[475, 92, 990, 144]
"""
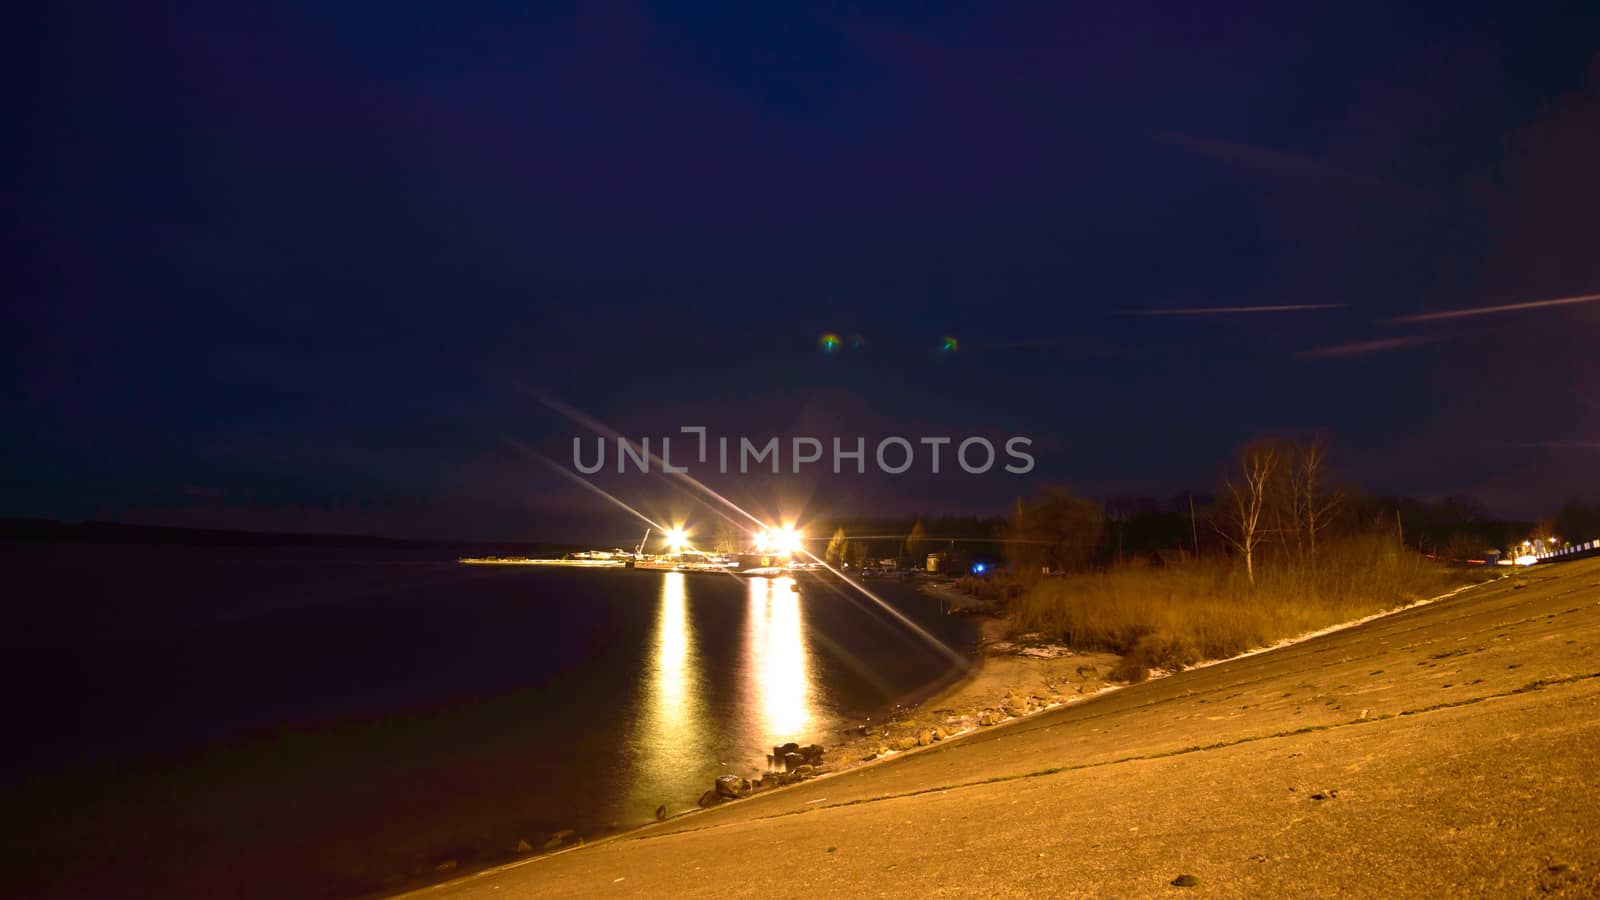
[5, 3, 1599, 542]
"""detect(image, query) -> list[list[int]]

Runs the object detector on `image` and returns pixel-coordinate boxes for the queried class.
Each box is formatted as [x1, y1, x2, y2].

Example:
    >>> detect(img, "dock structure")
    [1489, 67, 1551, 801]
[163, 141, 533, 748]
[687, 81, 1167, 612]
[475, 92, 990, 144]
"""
[457, 557, 627, 568]
[456, 553, 835, 579]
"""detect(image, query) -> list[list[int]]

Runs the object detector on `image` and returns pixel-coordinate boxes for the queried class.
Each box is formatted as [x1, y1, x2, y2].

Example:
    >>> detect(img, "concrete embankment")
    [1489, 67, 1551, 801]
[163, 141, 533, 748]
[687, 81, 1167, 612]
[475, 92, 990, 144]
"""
[406, 559, 1600, 898]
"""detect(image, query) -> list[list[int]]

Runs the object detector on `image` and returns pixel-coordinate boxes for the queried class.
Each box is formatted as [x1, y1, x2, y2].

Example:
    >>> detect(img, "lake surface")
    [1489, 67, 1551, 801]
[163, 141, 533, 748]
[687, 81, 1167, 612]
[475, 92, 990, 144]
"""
[0, 543, 977, 898]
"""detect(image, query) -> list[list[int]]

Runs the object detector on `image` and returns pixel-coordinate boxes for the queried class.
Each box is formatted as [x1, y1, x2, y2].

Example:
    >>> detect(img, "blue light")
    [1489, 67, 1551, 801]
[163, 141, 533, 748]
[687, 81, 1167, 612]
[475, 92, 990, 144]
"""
[972, 563, 986, 574]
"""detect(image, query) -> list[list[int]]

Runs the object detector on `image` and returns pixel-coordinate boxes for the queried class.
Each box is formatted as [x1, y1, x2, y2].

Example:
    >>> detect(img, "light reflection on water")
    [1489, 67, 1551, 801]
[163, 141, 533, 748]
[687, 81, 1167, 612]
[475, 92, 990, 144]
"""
[745, 576, 816, 742]
[624, 573, 714, 815]
[624, 574, 825, 819]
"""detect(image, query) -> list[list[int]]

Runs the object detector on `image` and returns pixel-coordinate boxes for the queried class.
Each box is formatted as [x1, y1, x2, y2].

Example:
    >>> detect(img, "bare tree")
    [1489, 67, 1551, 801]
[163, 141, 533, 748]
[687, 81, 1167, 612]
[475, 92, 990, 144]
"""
[1292, 439, 1340, 561]
[1215, 441, 1280, 585]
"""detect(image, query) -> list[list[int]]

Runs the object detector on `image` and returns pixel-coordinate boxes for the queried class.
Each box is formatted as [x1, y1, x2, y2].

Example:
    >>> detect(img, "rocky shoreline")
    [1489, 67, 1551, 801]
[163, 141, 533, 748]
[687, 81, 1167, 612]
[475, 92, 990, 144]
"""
[678, 609, 1124, 816]
[810, 617, 1122, 770]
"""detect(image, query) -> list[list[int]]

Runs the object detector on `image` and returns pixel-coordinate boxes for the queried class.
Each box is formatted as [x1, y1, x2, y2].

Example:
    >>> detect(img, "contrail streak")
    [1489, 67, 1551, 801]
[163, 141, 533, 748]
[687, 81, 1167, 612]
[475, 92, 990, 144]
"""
[1124, 304, 1344, 316]
[1386, 292, 1600, 324]
[1295, 336, 1437, 359]
[1472, 440, 1600, 451]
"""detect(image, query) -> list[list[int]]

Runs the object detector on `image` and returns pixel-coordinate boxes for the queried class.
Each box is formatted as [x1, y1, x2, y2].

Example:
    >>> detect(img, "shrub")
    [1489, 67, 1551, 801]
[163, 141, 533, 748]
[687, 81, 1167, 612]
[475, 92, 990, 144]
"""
[1110, 632, 1201, 682]
[951, 575, 1024, 608]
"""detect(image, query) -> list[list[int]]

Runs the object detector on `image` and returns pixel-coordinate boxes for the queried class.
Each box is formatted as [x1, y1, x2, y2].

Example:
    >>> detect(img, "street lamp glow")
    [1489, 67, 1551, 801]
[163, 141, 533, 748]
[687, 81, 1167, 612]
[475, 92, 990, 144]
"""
[772, 525, 801, 556]
[751, 525, 801, 557]
[664, 527, 689, 554]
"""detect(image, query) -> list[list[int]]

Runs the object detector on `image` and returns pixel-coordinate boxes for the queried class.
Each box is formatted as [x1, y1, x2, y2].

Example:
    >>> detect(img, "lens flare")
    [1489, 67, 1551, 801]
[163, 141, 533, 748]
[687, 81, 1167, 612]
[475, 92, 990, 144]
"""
[819, 333, 841, 354]
[664, 526, 689, 553]
[753, 525, 801, 556]
[771, 525, 801, 556]
[940, 335, 958, 352]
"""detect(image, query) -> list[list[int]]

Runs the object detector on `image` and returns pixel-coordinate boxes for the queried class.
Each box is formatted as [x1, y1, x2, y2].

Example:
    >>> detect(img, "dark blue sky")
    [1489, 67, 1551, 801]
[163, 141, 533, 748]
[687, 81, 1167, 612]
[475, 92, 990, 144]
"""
[5, 2, 1599, 541]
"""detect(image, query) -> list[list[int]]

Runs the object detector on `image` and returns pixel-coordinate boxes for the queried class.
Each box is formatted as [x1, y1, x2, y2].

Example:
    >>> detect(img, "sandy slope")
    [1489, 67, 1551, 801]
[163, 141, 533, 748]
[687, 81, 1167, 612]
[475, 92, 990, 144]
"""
[404, 558, 1600, 898]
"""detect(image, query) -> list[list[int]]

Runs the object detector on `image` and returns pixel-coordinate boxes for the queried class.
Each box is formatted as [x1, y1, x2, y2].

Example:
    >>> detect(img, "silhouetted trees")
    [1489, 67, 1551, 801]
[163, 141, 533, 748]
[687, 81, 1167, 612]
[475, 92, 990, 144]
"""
[997, 435, 1569, 579]
[904, 520, 928, 561]
[1004, 487, 1103, 579]
[1361, 494, 1531, 557]
[808, 514, 1009, 569]
[1554, 501, 1600, 544]
[818, 442, 1582, 580]
[825, 527, 847, 565]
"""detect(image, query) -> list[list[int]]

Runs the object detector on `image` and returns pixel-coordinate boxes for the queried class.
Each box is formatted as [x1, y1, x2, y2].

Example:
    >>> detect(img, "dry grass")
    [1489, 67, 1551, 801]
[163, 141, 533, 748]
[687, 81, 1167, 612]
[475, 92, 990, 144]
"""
[950, 575, 1025, 607]
[1010, 533, 1473, 681]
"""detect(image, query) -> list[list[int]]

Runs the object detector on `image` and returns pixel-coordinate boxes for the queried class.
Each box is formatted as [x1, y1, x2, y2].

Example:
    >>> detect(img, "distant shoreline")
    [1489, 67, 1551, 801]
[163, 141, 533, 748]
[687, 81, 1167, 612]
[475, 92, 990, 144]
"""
[0, 517, 578, 556]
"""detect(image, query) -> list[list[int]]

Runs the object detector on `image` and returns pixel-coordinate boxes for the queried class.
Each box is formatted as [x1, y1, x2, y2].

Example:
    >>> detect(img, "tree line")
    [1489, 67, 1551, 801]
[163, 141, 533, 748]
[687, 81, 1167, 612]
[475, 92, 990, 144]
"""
[806, 436, 1594, 580]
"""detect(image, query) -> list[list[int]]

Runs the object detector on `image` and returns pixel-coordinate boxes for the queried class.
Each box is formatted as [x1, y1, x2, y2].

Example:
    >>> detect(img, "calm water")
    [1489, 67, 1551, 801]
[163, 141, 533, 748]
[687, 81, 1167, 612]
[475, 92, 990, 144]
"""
[0, 543, 976, 899]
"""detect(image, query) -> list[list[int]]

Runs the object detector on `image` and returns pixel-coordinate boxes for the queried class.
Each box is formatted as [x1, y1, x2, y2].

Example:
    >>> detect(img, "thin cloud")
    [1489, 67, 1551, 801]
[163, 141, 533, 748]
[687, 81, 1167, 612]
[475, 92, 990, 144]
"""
[1296, 336, 1438, 359]
[1471, 440, 1600, 451]
[1386, 292, 1600, 324]
[1125, 304, 1345, 316]
[963, 337, 1122, 355]
[1162, 133, 1403, 194]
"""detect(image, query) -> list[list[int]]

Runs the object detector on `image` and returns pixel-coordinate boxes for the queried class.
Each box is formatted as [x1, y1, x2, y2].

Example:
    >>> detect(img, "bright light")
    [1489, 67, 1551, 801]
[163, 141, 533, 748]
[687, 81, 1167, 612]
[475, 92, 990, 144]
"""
[771, 526, 801, 556]
[752, 525, 801, 557]
[1515, 555, 1537, 566]
[664, 527, 689, 554]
